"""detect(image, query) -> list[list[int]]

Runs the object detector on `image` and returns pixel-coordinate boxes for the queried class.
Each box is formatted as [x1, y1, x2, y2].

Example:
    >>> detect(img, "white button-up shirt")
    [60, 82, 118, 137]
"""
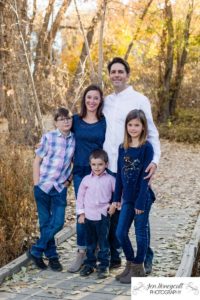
[103, 86, 161, 173]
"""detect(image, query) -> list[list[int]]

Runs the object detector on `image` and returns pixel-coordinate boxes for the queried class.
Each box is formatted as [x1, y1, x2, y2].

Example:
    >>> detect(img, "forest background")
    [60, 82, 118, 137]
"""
[0, 0, 200, 267]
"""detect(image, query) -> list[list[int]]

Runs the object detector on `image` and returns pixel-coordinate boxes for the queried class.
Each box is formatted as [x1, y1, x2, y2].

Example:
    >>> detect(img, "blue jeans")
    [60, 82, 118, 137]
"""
[84, 215, 110, 268]
[31, 186, 67, 258]
[144, 220, 154, 267]
[116, 195, 153, 264]
[109, 209, 122, 263]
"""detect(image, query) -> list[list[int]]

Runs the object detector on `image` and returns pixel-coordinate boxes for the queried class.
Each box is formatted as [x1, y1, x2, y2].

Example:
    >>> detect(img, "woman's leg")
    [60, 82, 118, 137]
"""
[68, 174, 86, 272]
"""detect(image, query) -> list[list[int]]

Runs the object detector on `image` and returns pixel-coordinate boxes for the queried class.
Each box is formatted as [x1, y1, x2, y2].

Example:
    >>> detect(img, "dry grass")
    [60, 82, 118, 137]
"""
[0, 143, 38, 267]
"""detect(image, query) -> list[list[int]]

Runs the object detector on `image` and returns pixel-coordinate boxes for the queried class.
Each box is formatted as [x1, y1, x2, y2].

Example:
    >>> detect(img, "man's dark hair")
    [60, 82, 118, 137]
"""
[107, 57, 130, 74]
[89, 149, 108, 164]
[54, 107, 72, 121]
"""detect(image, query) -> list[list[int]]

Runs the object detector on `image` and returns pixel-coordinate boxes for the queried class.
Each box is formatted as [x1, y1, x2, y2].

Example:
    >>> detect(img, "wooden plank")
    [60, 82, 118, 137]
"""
[176, 213, 200, 277]
[191, 214, 200, 244]
[0, 224, 76, 285]
[55, 224, 76, 245]
[176, 243, 196, 276]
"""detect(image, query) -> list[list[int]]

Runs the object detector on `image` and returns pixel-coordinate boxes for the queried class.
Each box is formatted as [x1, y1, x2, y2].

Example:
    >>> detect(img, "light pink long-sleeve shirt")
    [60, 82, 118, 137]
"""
[76, 171, 115, 221]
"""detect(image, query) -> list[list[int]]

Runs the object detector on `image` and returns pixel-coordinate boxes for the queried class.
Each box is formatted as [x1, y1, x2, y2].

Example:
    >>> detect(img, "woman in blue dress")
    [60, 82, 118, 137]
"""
[67, 85, 106, 272]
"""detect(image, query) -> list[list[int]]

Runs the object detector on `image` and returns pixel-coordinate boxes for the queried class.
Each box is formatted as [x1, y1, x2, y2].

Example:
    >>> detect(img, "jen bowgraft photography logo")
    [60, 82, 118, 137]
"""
[131, 278, 200, 300]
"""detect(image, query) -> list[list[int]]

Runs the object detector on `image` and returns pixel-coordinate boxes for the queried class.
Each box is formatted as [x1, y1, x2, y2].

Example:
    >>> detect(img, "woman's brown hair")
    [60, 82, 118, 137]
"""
[123, 109, 148, 149]
[79, 84, 104, 120]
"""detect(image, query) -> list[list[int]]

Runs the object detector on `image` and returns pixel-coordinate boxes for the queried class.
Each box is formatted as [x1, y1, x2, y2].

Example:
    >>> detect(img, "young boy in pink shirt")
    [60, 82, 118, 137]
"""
[76, 149, 115, 279]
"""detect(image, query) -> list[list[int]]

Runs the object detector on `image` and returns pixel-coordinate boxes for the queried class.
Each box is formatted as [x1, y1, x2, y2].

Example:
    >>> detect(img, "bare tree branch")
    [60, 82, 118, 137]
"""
[29, 0, 37, 33]
[98, 0, 108, 87]
[74, 0, 96, 81]
[124, 0, 154, 60]
[46, 0, 72, 46]
[11, 0, 44, 131]
[33, 0, 56, 76]
[66, 4, 102, 108]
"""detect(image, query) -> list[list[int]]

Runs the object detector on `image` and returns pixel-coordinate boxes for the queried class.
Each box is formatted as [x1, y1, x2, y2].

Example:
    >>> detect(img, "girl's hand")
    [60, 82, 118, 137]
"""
[135, 208, 144, 215]
[78, 214, 85, 224]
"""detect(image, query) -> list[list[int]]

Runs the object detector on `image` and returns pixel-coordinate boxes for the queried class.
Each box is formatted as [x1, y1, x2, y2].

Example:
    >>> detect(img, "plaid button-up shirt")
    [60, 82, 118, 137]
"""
[36, 129, 75, 193]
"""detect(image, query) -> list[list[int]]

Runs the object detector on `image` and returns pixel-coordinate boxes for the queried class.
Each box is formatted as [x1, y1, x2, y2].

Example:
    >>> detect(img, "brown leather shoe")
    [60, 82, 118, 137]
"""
[120, 263, 145, 284]
[115, 261, 131, 281]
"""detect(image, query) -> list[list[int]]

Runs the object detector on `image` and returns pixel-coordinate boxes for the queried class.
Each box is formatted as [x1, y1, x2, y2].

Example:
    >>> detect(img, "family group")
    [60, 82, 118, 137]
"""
[27, 57, 161, 284]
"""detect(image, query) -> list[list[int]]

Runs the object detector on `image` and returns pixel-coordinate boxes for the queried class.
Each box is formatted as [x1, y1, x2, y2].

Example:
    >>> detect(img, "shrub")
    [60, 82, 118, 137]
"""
[158, 109, 200, 144]
[0, 144, 37, 267]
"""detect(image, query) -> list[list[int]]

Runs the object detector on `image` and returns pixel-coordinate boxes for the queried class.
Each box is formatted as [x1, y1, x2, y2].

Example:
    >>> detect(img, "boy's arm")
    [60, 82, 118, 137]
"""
[33, 155, 42, 185]
[76, 178, 87, 215]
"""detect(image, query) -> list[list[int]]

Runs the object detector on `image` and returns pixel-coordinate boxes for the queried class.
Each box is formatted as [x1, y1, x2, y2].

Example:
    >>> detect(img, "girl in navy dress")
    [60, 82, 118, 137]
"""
[109, 109, 155, 283]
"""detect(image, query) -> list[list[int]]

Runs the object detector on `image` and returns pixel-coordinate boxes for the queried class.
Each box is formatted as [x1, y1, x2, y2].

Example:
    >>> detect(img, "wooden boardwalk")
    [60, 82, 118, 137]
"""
[0, 202, 198, 300]
[1, 140, 200, 299]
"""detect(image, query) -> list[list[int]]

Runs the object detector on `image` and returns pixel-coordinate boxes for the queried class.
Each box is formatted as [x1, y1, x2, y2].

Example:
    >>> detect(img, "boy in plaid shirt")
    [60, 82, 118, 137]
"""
[28, 108, 75, 271]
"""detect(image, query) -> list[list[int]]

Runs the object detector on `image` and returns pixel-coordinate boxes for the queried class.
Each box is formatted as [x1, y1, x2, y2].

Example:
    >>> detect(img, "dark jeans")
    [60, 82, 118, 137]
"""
[116, 195, 153, 264]
[31, 186, 67, 258]
[106, 169, 122, 263]
[109, 210, 122, 263]
[84, 215, 110, 269]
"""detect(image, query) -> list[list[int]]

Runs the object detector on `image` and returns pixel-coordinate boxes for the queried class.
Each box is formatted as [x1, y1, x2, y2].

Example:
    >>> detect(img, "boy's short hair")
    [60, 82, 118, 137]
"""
[54, 107, 72, 121]
[89, 149, 108, 164]
[107, 57, 130, 74]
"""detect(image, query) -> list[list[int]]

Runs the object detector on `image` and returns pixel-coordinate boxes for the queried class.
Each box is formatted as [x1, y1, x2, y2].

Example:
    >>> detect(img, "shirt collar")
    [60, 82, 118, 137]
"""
[113, 85, 133, 96]
[90, 170, 107, 177]
[56, 128, 72, 139]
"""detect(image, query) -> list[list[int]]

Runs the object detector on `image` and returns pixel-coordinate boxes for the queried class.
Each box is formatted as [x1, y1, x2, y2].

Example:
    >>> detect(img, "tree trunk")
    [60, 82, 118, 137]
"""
[0, 0, 40, 145]
[98, 0, 107, 88]
[157, 0, 174, 123]
[169, 0, 194, 115]
[33, 0, 72, 112]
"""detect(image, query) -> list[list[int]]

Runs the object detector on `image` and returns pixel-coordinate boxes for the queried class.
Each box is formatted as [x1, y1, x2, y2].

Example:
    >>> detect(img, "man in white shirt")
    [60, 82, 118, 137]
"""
[103, 57, 161, 274]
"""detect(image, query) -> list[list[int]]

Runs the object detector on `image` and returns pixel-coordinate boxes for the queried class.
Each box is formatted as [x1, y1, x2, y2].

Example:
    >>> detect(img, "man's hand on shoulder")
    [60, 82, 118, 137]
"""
[144, 162, 157, 185]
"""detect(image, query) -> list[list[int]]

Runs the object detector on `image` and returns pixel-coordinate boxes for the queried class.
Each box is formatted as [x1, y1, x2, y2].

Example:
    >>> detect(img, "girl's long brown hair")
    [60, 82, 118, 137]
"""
[123, 109, 148, 149]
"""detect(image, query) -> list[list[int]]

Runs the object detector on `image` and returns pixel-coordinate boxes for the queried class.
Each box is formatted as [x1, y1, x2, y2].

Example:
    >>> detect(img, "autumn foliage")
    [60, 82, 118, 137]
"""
[0, 144, 37, 267]
[0, 0, 200, 267]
